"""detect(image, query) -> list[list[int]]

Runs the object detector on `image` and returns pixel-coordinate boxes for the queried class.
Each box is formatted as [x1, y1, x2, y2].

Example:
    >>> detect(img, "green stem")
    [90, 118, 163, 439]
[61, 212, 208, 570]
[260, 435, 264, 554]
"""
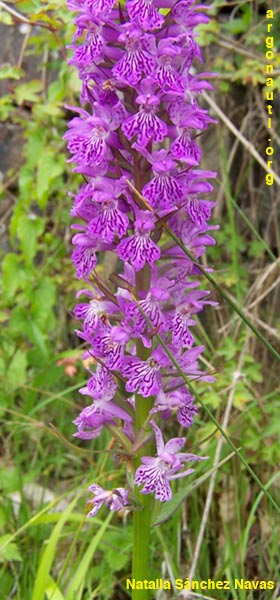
[132, 267, 154, 600]
[132, 431, 153, 599]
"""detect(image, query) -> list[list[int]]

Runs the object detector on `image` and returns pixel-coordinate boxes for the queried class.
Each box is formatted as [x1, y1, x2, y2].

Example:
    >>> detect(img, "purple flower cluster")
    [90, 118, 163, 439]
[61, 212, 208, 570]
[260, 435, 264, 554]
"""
[65, 0, 217, 514]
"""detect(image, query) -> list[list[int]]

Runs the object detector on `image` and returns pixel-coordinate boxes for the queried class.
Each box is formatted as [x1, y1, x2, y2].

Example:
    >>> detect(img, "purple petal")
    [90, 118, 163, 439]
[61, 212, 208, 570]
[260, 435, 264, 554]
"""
[150, 420, 164, 454]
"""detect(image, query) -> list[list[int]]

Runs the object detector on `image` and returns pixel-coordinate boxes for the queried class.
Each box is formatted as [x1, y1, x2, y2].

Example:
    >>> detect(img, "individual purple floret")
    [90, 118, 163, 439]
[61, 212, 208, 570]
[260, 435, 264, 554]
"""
[134, 421, 207, 501]
[87, 484, 129, 517]
[122, 90, 167, 147]
[151, 387, 198, 428]
[117, 212, 160, 270]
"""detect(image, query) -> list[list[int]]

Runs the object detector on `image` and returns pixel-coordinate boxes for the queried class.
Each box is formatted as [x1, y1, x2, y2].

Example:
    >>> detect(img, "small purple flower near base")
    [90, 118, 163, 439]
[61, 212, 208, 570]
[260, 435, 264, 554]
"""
[134, 421, 207, 501]
[87, 484, 129, 517]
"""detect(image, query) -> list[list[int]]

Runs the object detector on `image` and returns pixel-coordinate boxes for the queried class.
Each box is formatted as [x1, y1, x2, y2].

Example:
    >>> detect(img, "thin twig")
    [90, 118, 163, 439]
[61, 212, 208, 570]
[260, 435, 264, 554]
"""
[179, 592, 219, 600]
[203, 92, 280, 187]
[247, 260, 279, 297]
[247, 276, 280, 310]
[212, 34, 267, 63]
[214, 112, 250, 218]
[17, 25, 31, 69]
[0, 0, 30, 24]
[0, 0, 54, 30]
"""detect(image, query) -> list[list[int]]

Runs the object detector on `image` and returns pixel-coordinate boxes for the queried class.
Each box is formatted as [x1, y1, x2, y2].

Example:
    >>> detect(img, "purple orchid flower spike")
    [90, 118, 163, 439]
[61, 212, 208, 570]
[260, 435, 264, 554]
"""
[134, 420, 207, 501]
[65, 0, 218, 588]
[66, 0, 217, 516]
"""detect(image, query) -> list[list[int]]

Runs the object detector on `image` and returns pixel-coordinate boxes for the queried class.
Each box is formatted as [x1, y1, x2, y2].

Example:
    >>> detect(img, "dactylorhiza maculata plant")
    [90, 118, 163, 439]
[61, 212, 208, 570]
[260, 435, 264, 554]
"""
[65, 0, 217, 591]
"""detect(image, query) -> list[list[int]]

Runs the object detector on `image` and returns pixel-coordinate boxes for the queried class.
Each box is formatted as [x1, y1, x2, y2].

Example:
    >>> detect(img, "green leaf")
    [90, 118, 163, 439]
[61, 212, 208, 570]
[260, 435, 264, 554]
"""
[0, 8, 13, 24]
[106, 548, 129, 572]
[48, 80, 66, 102]
[0, 94, 14, 119]
[0, 66, 24, 80]
[29, 278, 56, 330]
[2, 254, 27, 300]
[223, 18, 249, 34]
[105, 532, 130, 572]
[25, 128, 46, 168]
[17, 214, 45, 263]
[0, 506, 6, 529]
[0, 535, 22, 563]
[45, 577, 66, 600]
[18, 166, 35, 205]
[263, 421, 280, 437]
[32, 278, 56, 312]
[31, 496, 80, 600]
[0, 467, 20, 493]
[13, 0, 41, 11]
[15, 80, 43, 105]
[6, 350, 27, 393]
[9, 307, 49, 357]
[34, 102, 64, 118]
[36, 151, 65, 208]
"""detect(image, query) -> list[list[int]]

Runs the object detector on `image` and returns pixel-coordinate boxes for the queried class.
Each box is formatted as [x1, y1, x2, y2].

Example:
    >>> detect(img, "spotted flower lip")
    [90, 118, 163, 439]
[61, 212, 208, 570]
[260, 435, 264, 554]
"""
[64, 104, 124, 171]
[112, 24, 157, 85]
[127, 0, 164, 31]
[122, 105, 167, 147]
[73, 298, 110, 335]
[71, 244, 97, 279]
[122, 356, 162, 398]
[87, 199, 129, 241]
[141, 149, 185, 209]
[117, 212, 161, 270]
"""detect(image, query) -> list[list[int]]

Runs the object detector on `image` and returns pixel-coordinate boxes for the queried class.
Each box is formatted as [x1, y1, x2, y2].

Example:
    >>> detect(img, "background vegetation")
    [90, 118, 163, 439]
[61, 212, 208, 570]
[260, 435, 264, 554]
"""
[0, 1, 279, 599]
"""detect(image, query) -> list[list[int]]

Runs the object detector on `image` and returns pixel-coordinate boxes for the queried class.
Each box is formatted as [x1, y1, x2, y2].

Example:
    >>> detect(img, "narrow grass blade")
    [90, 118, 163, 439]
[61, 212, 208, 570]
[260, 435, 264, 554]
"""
[46, 577, 66, 600]
[31, 495, 80, 600]
[65, 511, 113, 600]
[226, 185, 278, 262]
[240, 471, 280, 563]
